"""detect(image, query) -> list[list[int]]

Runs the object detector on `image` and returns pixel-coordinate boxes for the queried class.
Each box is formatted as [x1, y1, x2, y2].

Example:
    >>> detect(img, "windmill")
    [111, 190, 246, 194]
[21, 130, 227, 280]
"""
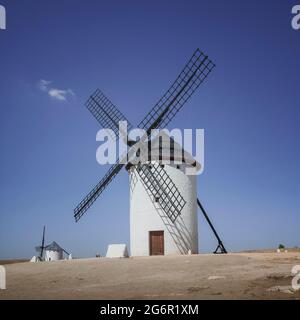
[33, 226, 72, 261]
[44, 242, 71, 261]
[35, 225, 46, 261]
[74, 48, 227, 255]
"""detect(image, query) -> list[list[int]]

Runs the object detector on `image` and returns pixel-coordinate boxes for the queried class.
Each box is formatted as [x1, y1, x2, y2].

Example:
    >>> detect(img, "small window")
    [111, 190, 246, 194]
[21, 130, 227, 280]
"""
[176, 165, 180, 169]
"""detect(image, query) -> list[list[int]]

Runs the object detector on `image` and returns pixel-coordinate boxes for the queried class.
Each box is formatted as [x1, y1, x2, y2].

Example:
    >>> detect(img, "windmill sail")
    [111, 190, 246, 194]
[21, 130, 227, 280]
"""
[35, 226, 46, 259]
[74, 49, 215, 223]
[74, 161, 124, 222]
[136, 162, 186, 223]
[139, 49, 215, 132]
[86, 89, 133, 141]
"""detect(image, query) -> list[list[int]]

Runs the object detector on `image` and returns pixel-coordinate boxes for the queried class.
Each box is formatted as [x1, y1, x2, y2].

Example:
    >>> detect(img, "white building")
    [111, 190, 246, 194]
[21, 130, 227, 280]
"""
[44, 241, 70, 261]
[127, 132, 200, 256]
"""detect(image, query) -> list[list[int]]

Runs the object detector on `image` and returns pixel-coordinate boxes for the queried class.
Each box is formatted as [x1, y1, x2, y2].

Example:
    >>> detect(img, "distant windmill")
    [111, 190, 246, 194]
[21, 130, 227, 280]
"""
[33, 226, 71, 262]
[74, 48, 227, 255]
[44, 242, 70, 261]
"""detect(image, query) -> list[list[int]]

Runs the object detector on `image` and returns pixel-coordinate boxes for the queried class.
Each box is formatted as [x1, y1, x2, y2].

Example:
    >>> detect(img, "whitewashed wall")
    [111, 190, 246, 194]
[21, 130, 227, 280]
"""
[45, 250, 63, 261]
[129, 162, 198, 256]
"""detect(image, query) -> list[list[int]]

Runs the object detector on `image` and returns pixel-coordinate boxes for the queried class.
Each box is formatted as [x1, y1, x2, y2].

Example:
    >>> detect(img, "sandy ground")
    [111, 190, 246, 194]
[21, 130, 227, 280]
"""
[1, 252, 300, 300]
[0, 259, 28, 265]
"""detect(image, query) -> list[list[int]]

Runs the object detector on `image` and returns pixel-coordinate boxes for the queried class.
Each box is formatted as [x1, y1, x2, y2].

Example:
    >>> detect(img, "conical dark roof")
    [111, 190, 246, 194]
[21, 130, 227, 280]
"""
[44, 241, 63, 251]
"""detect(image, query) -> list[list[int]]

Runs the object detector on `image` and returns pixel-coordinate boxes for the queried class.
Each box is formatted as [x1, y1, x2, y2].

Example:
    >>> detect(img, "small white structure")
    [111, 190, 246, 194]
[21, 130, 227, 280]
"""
[44, 241, 69, 261]
[106, 244, 129, 258]
[30, 256, 39, 263]
[127, 132, 200, 256]
[0, 265, 6, 290]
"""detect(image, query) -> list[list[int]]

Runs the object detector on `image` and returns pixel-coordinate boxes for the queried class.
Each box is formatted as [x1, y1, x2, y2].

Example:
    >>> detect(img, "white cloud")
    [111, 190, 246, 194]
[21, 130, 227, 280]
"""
[38, 79, 52, 92]
[37, 79, 75, 102]
[48, 88, 75, 101]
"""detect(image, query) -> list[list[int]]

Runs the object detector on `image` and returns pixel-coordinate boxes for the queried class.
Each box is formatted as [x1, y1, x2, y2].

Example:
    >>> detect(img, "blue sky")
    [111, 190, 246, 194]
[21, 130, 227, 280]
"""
[0, 0, 299, 259]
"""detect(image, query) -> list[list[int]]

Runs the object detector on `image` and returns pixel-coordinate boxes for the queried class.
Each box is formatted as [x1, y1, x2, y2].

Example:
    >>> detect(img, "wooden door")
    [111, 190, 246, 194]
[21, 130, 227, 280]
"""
[149, 231, 164, 255]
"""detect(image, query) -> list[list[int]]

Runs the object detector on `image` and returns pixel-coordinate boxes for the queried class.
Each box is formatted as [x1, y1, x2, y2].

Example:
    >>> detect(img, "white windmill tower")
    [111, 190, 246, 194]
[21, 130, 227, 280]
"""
[126, 131, 201, 256]
[74, 49, 227, 256]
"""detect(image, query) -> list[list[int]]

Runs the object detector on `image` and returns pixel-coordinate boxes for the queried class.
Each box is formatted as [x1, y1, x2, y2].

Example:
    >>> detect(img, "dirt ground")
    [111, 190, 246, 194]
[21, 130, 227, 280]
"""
[1, 252, 300, 300]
